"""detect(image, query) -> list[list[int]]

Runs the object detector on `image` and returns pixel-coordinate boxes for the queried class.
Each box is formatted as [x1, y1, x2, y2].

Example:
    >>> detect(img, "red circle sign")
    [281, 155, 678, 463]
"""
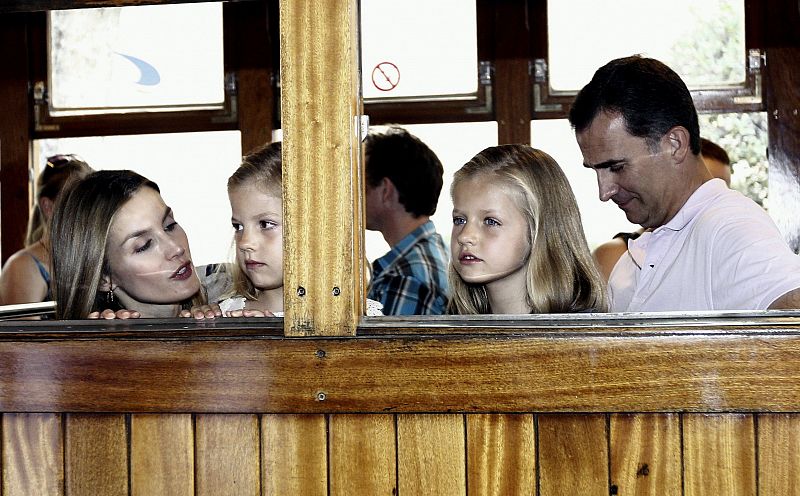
[371, 62, 400, 92]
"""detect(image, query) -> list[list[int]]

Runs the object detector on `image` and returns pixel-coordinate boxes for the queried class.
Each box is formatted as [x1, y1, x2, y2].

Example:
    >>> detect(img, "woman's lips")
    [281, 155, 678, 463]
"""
[171, 262, 193, 280]
[245, 261, 265, 270]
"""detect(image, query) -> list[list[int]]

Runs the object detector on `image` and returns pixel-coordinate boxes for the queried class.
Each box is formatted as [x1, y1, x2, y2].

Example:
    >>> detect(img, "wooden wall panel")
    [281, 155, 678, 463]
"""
[195, 414, 260, 496]
[538, 414, 608, 495]
[758, 413, 800, 495]
[65, 414, 127, 496]
[262, 414, 327, 496]
[130, 414, 193, 496]
[683, 413, 756, 496]
[397, 414, 466, 496]
[329, 414, 396, 496]
[1, 414, 63, 496]
[609, 413, 681, 496]
[279, 0, 364, 336]
[466, 414, 535, 496]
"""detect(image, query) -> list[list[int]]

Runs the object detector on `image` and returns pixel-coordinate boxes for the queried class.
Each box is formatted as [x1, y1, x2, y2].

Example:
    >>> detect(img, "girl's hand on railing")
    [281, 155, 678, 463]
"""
[180, 303, 222, 320]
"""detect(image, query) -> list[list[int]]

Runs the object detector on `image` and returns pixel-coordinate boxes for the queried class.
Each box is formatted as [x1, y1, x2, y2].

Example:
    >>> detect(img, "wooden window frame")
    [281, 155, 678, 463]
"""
[527, 0, 767, 120]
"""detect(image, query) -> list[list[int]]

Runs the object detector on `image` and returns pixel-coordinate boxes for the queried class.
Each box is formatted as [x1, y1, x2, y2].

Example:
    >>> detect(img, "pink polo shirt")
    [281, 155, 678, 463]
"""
[609, 179, 800, 312]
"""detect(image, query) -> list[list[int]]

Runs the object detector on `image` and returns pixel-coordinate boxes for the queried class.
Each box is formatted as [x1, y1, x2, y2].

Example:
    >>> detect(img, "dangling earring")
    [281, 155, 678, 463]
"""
[104, 278, 115, 306]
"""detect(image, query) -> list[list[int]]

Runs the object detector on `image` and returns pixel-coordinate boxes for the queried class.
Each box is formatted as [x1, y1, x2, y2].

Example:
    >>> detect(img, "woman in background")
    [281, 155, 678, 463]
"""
[0, 154, 92, 306]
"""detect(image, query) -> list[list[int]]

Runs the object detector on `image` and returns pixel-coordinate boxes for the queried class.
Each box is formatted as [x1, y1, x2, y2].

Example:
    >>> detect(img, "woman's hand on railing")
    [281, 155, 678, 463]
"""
[88, 308, 141, 319]
[224, 308, 275, 318]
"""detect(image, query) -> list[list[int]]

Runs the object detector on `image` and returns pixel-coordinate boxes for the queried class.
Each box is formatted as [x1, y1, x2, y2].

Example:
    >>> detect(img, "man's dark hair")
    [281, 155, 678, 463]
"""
[700, 137, 731, 167]
[568, 55, 701, 155]
[365, 126, 444, 217]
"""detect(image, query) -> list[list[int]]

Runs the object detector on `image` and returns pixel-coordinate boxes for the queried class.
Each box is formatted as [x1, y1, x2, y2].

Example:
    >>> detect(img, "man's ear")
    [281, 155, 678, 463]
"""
[664, 126, 691, 164]
[381, 177, 399, 204]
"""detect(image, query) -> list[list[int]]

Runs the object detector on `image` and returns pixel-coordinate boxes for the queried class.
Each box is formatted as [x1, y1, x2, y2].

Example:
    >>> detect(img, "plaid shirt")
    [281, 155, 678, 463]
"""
[368, 221, 449, 315]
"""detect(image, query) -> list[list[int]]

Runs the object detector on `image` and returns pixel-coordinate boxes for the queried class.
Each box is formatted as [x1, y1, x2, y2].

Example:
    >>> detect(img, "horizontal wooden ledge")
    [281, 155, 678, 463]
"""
[2, 331, 800, 413]
[2, 310, 800, 340]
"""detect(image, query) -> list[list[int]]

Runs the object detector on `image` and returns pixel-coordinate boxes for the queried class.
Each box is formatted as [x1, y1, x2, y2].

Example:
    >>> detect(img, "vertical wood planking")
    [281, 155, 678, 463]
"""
[466, 414, 535, 496]
[329, 414, 396, 496]
[130, 414, 193, 496]
[262, 414, 327, 496]
[397, 414, 466, 496]
[758, 414, 800, 495]
[609, 413, 681, 496]
[279, 0, 364, 336]
[683, 413, 756, 496]
[65, 414, 127, 496]
[195, 414, 260, 496]
[1, 413, 63, 496]
[537, 414, 608, 495]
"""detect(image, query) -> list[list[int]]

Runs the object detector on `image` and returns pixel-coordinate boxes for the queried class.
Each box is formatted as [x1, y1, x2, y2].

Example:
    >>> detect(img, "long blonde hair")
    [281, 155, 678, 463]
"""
[51, 170, 205, 319]
[225, 142, 283, 300]
[26, 155, 92, 247]
[448, 145, 607, 314]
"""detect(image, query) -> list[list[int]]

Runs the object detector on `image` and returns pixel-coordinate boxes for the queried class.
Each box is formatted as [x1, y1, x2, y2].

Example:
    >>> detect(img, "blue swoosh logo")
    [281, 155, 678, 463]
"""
[116, 52, 161, 86]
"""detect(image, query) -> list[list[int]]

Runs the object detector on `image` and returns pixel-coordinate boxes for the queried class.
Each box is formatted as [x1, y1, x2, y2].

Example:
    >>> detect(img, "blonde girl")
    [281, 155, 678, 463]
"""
[218, 142, 284, 316]
[449, 144, 606, 314]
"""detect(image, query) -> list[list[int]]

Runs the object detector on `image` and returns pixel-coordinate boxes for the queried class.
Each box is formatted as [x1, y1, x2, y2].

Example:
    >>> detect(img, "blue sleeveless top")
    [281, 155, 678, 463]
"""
[29, 254, 52, 301]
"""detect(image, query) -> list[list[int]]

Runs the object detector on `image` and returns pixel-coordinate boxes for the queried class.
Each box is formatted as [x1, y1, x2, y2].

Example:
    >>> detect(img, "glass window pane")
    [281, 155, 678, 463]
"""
[530, 120, 639, 249]
[49, 3, 224, 113]
[34, 131, 241, 266]
[360, 0, 478, 100]
[699, 112, 768, 207]
[547, 0, 746, 91]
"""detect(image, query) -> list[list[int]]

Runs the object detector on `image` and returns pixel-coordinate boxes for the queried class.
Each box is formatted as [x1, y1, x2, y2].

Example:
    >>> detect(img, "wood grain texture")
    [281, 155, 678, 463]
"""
[757, 414, 800, 495]
[279, 0, 363, 336]
[130, 414, 193, 496]
[466, 414, 535, 496]
[0, 14, 32, 265]
[1, 414, 63, 496]
[65, 414, 127, 496]
[195, 414, 260, 496]
[6, 332, 800, 412]
[262, 414, 327, 496]
[609, 413, 681, 496]
[397, 414, 465, 496]
[764, 46, 800, 252]
[683, 413, 756, 496]
[538, 414, 608, 495]
[329, 414, 396, 496]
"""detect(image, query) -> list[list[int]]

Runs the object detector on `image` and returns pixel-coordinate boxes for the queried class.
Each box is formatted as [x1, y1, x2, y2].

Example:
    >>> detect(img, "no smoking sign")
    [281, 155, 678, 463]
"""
[371, 61, 400, 92]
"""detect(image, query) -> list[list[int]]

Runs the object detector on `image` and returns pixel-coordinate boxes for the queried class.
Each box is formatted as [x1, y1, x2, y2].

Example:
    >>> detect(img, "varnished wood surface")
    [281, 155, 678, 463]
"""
[765, 46, 800, 253]
[65, 414, 127, 496]
[130, 414, 193, 496]
[683, 413, 756, 495]
[279, 0, 363, 336]
[466, 414, 536, 496]
[609, 413, 681, 496]
[195, 414, 260, 495]
[397, 414, 465, 496]
[262, 414, 327, 496]
[4, 325, 800, 412]
[758, 414, 800, 495]
[1, 414, 63, 495]
[538, 414, 608, 495]
[329, 414, 396, 496]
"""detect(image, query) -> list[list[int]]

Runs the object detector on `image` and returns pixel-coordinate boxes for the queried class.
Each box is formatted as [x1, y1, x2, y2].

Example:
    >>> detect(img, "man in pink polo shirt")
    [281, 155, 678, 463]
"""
[568, 55, 800, 312]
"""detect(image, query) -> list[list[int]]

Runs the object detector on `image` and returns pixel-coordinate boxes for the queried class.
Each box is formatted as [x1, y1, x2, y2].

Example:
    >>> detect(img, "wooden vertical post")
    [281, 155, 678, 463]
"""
[279, 0, 364, 336]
